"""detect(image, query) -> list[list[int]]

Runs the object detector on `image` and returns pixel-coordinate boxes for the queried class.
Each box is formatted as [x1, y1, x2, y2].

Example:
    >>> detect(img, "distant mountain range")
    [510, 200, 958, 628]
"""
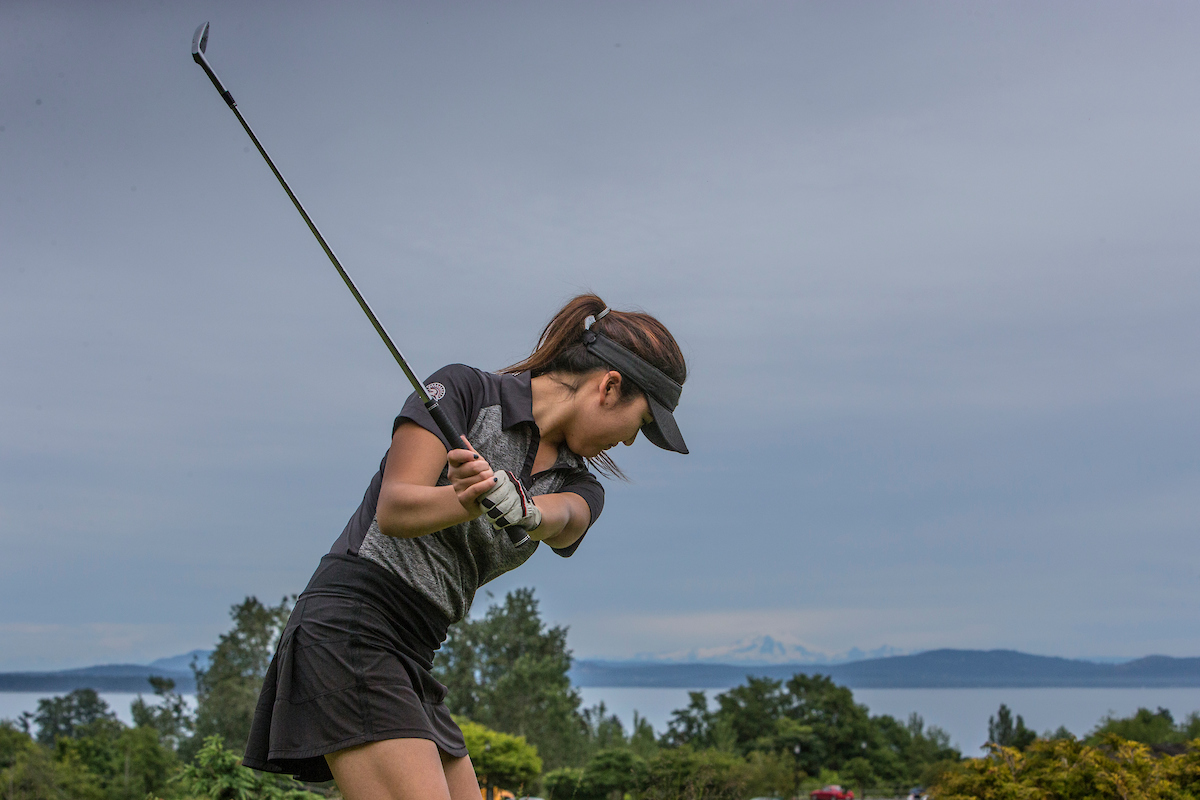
[4, 648, 1198, 694]
[570, 650, 1200, 689]
[636, 635, 907, 665]
[0, 651, 210, 694]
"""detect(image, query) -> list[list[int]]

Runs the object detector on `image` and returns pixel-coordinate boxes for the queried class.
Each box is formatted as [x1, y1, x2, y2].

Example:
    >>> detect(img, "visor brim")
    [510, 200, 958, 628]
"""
[641, 394, 688, 454]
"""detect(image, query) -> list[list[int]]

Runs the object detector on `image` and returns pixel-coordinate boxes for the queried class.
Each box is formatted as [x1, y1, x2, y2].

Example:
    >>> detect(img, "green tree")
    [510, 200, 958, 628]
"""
[1, 720, 35, 771]
[629, 711, 659, 760]
[1088, 706, 1183, 746]
[641, 746, 749, 800]
[0, 741, 104, 800]
[187, 596, 291, 759]
[459, 719, 542, 799]
[436, 588, 587, 770]
[742, 749, 799, 799]
[131, 677, 193, 752]
[32, 689, 117, 746]
[662, 692, 715, 749]
[713, 676, 790, 756]
[582, 702, 627, 751]
[987, 703, 1037, 751]
[543, 766, 588, 799]
[582, 747, 647, 800]
[935, 735, 1200, 799]
[842, 756, 876, 797]
[175, 735, 322, 800]
[783, 673, 878, 775]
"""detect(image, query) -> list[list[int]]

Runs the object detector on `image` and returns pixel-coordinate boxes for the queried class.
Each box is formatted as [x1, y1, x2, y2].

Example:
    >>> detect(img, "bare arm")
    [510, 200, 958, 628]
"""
[376, 421, 496, 538]
[376, 420, 594, 549]
[531, 492, 591, 549]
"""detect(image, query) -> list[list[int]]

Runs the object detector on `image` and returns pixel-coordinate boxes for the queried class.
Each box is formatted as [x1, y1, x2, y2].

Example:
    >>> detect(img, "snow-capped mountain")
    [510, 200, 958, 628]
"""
[635, 635, 907, 665]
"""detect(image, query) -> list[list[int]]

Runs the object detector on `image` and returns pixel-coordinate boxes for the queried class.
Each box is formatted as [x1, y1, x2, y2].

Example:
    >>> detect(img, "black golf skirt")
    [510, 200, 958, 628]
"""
[242, 553, 466, 783]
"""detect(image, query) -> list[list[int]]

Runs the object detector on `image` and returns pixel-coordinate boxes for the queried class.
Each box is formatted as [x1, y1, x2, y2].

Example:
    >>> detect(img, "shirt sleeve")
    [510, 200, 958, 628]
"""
[548, 468, 604, 558]
[393, 364, 487, 450]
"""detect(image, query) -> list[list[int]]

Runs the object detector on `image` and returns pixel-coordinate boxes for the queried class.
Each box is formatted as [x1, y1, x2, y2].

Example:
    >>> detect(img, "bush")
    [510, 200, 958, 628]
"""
[175, 735, 322, 800]
[933, 735, 1200, 799]
[641, 746, 749, 800]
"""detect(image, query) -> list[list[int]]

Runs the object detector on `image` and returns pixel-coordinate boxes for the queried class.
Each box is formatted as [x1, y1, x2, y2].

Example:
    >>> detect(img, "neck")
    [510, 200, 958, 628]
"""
[530, 373, 576, 449]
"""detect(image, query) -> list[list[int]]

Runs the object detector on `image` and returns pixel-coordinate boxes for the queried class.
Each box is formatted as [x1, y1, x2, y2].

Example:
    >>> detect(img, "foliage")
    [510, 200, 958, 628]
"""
[582, 702, 627, 752]
[459, 718, 542, 796]
[0, 721, 35, 772]
[933, 735, 1200, 800]
[741, 749, 800, 799]
[55, 721, 179, 799]
[629, 711, 659, 760]
[1088, 706, 1200, 747]
[583, 747, 648, 799]
[436, 588, 588, 769]
[187, 596, 291, 759]
[131, 677, 193, 752]
[663, 692, 715, 749]
[659, 672, 958, 791]
[175, 735, 322, 800]
[640, 746, 749, 800]
[987, 703, 1037, 751]
[32, 689, 117, 747]
[0, 742, 104, 800]
[543, 766, 588, 799]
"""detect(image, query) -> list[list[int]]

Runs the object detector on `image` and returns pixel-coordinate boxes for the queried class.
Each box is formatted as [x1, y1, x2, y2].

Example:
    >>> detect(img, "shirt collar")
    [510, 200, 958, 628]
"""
[500, 370, 536, 430]
[501, 371, 586, 472]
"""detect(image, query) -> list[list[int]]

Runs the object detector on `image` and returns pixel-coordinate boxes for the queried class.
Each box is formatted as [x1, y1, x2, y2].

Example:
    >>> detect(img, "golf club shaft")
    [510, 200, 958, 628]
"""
[191, 22, 530, 547]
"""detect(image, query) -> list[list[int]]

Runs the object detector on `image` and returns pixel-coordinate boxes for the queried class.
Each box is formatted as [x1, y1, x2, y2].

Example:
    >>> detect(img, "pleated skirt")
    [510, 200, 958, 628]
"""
[242, 553, 466, 783]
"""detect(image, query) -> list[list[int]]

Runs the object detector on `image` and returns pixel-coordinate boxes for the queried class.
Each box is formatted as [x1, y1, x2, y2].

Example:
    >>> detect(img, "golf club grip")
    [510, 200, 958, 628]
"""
[425, 400, 531, 548]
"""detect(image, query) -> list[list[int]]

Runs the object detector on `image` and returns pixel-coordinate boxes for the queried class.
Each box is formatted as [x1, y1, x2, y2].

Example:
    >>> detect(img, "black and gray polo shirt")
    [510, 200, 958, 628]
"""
[329, 364, 605, 624]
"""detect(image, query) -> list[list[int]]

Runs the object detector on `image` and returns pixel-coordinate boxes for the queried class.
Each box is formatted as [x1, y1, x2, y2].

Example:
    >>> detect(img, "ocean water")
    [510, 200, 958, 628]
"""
[5, 687, 1200, 755]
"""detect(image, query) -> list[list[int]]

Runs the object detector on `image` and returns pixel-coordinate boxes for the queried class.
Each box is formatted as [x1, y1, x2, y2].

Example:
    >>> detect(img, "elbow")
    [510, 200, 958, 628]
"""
[375, 491, 424, 539]
[375, 505, 416, 538]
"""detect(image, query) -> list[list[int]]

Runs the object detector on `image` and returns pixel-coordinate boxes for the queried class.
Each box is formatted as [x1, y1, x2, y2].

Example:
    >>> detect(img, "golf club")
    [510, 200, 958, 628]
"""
[191, 21, 530, 547]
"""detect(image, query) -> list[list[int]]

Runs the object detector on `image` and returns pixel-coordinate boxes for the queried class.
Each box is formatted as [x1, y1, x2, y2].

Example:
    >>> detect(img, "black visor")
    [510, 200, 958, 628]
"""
[582, 329, 688, 454]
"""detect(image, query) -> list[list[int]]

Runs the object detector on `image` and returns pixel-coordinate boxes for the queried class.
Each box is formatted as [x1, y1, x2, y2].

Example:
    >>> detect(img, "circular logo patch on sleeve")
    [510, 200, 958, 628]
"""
[425, 382, 446, 401]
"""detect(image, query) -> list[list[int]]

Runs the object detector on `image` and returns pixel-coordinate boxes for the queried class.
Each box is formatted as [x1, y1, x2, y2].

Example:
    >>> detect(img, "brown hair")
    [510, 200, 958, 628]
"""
[503, 294, 687, 478]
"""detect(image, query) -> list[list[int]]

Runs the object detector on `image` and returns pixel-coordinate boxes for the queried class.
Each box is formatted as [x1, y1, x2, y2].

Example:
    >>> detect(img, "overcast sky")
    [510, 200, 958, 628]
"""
[2, 1, 1198, 671]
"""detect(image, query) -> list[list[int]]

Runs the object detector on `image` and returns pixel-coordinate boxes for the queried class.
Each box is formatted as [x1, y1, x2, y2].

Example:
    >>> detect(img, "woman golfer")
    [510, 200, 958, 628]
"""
[242, 294, 688, 799]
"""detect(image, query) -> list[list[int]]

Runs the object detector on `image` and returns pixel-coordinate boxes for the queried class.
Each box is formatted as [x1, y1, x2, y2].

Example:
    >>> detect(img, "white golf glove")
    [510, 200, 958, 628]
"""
[479, 470, 542, 532]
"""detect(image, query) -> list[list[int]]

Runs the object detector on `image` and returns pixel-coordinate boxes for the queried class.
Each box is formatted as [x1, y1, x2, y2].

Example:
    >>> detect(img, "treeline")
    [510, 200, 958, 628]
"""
[4, 589, 1200, 799]
[0, 597, 324, 800]
[436, 589, 958, 798]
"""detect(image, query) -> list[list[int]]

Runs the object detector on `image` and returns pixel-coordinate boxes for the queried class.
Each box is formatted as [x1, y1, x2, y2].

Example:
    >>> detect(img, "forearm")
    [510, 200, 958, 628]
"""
[530, 492, 591, 547]
[376, 483, 476, 538]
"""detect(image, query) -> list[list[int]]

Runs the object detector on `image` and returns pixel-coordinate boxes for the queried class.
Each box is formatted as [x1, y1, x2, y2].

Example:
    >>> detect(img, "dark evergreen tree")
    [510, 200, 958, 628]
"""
[435, 588, 587, 770]
[33, 689, 117, 746]
[187, 595, 291, 759]
[131, 676, 193, 751]
[988, 703, 1037, 751]
[662, 691, 715, 748]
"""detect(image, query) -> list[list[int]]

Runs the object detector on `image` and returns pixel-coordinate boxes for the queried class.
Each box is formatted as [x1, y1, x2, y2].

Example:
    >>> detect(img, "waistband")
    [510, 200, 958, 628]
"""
[299, 553, 451, 668]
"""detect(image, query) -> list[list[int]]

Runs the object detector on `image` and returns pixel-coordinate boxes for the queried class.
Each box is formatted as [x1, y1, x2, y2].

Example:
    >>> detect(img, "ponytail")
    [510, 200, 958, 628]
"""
[503, 293, 687, 477]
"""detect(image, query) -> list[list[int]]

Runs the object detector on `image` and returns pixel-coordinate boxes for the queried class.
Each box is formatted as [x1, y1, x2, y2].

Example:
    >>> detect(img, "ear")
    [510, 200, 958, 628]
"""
[599, 370, 623, 406]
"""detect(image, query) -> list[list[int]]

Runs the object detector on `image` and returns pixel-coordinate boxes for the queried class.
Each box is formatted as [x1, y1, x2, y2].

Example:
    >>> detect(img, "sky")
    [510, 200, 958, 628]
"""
[2, 1, 1198, 671]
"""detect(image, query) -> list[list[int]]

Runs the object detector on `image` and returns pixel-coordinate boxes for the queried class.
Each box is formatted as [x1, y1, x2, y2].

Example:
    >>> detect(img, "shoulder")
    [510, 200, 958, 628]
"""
[423, 363, 489, 398]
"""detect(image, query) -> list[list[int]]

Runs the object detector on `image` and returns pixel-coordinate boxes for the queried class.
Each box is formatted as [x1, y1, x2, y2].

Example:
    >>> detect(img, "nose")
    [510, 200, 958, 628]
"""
[622, 430, 639, 447]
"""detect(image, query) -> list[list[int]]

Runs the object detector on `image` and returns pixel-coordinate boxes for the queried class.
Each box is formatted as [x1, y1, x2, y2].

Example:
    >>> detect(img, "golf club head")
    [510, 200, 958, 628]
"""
[191, 22, 235, 107]
[192, 22, 209, 59]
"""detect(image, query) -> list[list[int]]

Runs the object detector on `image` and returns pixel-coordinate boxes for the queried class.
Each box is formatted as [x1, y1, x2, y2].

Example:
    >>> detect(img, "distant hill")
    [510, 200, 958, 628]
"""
[569, 649, 1200, 689]
[0, 665, 194, 693]
[5, 648, 1197, 694]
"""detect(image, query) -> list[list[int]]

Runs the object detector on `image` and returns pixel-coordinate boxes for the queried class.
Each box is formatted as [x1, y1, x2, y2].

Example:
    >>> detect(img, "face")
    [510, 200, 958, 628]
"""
[567, 372, 654, 458]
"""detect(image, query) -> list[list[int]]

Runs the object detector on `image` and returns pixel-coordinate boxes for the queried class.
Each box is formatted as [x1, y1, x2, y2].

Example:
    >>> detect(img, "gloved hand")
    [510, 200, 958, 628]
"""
[479, 470, 542, 532]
